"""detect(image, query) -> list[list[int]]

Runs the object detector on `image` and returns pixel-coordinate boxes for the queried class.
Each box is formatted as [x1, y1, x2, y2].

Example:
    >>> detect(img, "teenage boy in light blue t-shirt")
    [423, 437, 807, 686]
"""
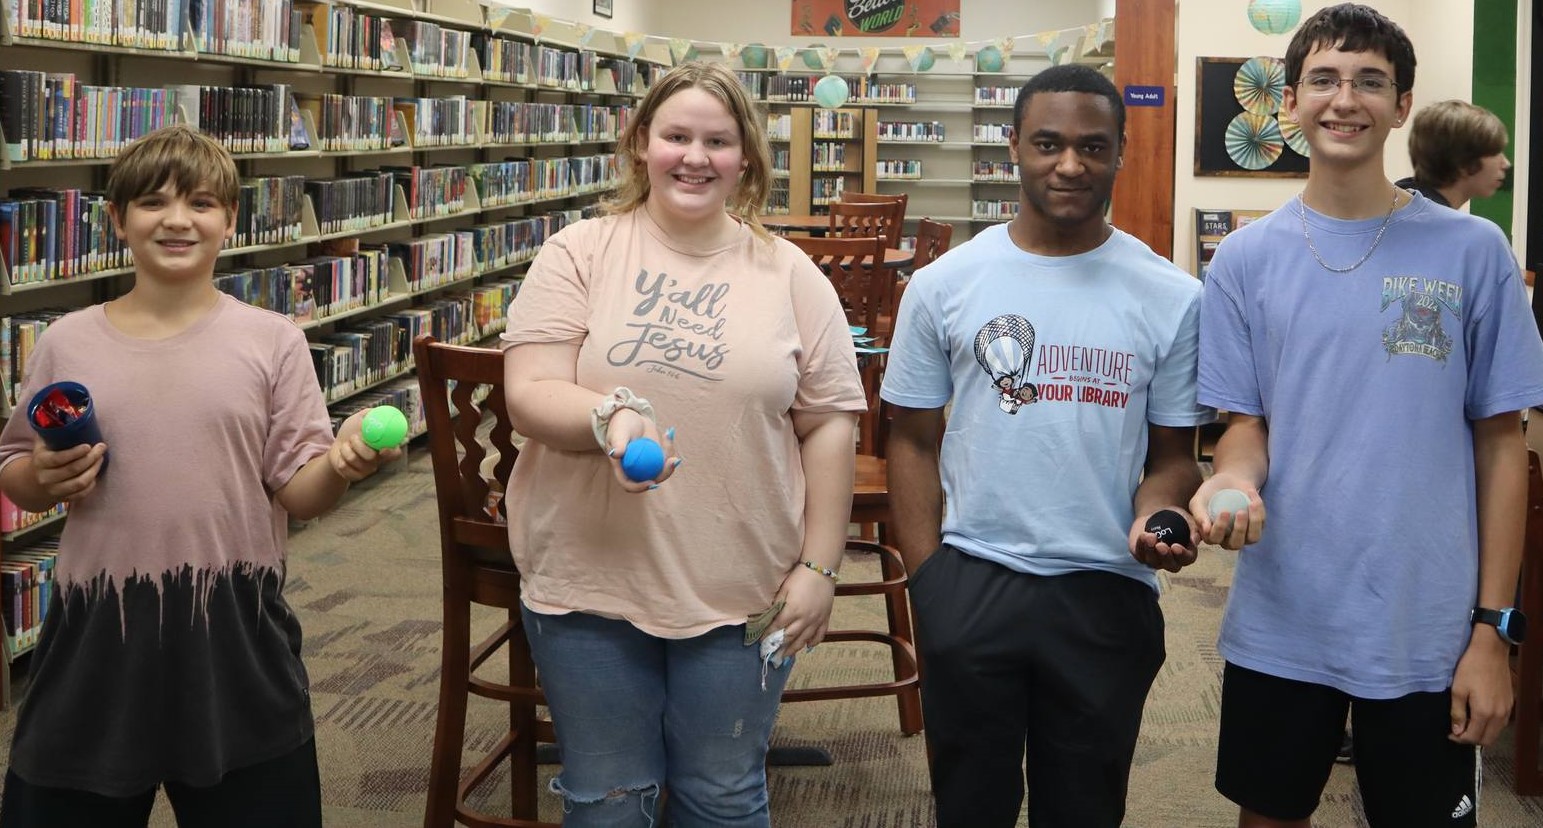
[882, 64, 1213, 828]
[1193, 5, 1543, 827]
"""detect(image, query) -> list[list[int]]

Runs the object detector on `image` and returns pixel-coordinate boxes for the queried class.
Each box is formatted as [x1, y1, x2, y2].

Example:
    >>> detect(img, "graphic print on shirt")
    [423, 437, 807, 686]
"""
[1380, 275, 1461, 363]
[607, 269, 731, 382]
[974, 313, 1138, 415]
[975, 314, 1039, 413]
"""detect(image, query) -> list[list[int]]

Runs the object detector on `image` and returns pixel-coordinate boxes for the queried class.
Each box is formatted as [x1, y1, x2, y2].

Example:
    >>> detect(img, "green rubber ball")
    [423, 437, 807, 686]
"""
[361, 405, 409, 450]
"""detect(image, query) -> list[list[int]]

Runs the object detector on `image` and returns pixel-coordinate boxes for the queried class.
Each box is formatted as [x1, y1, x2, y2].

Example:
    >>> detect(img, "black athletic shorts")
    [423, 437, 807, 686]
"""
[1216, 662, 1479, 826]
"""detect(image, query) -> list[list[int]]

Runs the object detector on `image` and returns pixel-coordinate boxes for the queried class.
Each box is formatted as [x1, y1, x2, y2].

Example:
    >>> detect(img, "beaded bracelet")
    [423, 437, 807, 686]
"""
[800, 560, 839, 582]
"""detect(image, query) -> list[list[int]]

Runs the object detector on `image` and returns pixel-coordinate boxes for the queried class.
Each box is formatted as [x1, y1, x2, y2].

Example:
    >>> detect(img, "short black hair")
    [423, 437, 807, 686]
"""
[1014, 64, 1125, 142]
[1283, 3, 1415, 93]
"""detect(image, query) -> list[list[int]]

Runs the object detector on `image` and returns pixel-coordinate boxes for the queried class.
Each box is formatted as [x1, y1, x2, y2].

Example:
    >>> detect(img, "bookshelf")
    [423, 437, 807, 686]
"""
[0, 0, 664, 705]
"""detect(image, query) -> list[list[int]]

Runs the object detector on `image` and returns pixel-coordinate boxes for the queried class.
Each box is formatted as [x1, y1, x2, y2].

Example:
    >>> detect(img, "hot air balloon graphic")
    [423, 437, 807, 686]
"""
[974, 314, 1039, 414]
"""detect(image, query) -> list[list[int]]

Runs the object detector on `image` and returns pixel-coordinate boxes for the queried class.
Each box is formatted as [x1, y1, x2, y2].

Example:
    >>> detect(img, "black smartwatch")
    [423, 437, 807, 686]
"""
[1471, 606, 1528, 645]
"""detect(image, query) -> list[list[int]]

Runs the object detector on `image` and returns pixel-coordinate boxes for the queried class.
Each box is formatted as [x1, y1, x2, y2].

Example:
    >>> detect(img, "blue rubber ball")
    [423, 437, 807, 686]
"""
[621, 438, 667, 482]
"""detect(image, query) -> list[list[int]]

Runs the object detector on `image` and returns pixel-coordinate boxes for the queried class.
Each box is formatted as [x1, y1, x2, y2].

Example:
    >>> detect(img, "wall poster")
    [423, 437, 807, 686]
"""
[792, 1, 961, 37]
[1195, 56, 1310, 177]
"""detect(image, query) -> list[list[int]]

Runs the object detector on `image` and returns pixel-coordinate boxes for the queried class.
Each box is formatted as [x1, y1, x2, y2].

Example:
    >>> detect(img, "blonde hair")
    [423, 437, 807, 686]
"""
[1408, 100, 1508, 188]
[603, 61, 773, 242]
[106, 124, 239, 216]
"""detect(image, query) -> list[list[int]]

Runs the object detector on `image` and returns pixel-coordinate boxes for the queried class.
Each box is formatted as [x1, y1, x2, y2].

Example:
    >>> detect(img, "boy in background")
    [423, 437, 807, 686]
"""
[1397, 98, 1512, 210]
[0, 124, 401, 827]
[1193, 5, 1543, 826]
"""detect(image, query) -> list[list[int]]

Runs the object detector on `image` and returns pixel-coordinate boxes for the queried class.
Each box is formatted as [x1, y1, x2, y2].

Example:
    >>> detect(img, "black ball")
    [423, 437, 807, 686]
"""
[1144, 509, 1192, 548]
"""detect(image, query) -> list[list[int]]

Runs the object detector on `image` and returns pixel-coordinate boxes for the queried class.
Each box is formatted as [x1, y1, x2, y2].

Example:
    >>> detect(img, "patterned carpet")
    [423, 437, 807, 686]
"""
[4, 448, 1543, 826]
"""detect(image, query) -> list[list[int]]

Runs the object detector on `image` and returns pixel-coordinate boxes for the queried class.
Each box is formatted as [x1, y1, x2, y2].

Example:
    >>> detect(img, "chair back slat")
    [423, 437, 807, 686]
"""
[838, 193, 908, 249]
[785, 234, 889, 333]
[911, 217, 953, 271]
[413, 335, 516, 547]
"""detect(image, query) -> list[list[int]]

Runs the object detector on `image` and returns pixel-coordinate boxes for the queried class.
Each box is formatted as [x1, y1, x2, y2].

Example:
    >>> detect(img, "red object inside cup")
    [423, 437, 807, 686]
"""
[31, 387, 86, 429]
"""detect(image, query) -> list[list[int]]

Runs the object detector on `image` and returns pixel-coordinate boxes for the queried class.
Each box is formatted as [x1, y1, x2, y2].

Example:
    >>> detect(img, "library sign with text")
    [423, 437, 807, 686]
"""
[792, 0, 961, 37]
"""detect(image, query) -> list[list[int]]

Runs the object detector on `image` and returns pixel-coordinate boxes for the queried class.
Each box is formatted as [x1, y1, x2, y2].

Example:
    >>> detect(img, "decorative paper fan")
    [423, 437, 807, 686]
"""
[1226, 112, 1285, 170]
[1277, 110, 1311, 157]
[1233, 57, 1286, 116]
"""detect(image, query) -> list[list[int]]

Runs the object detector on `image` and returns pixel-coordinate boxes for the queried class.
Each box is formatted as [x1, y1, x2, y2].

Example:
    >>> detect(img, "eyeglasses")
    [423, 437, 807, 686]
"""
[1296, 75, 1397, 97]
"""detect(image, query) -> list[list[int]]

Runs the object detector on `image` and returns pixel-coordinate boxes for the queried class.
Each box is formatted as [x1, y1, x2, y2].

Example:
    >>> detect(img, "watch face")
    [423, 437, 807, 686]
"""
[1503, 609, 1528, 644]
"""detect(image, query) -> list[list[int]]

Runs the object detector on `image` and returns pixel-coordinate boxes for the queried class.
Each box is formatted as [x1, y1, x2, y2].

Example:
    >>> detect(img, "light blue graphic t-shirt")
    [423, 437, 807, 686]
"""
[882, 224, 1213, 590]
[1200, 193, 1543, 697]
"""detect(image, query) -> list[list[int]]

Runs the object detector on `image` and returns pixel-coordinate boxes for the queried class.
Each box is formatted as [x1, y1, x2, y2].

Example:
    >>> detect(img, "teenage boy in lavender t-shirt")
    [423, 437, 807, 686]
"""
[1193, 5, 1543, 827]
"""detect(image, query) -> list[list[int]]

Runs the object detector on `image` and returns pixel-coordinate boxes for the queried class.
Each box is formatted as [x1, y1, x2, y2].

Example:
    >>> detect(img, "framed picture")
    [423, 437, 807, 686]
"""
[1195, 57, 1309, 177]
[594, 0, 613, 18]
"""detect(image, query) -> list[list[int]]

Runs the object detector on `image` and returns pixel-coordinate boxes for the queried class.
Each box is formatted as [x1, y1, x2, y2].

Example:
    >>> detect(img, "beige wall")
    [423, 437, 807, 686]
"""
[1172, 0, 1477, 274]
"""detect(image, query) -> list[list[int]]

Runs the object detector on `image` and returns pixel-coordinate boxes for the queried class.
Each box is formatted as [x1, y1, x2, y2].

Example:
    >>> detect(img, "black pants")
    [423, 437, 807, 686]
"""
[909, 546, 1166, 828]
[0, 737, 322, 828]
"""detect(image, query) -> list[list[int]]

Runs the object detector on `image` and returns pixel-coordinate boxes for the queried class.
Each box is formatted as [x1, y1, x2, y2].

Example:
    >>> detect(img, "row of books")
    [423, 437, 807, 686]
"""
[483, 101, 626, 145]
[388, 96, 478, 149]
[812, 142, 850, 170]
[875, 159, 922, 179]
[974, 86, 1021, 106]
[536, 48, 599, 92]
[396, 18, 476, 79]
[1, 160, 615, 288]
[0, 177, 307, 285]
[6, 0, 299, 60]
[298, 1, 402, 72]
[972, 123, 1013, 144]
[766, 113, 792, 141]
[0, 72, 305, 161]
[765, 75, 916, 105]
[311, 299, 480, 402]
[392, 233, 477, 292]
[972, 200, 1020, 220]
[1, 537, 58, 653]
[811, 110, 860, 140]
[0, 494, 65, 536]
[876, 120, 946, 142]
[972, 160, 1020, 182]
[386, 165, 468, 222]
[0, 310, 65, 410]
[811, 177, 846, 204]
[296, 94, 400, 153]
[213, 246, 391, 324]
[2, 189, 128, 284]
[466, 212, 577, 273]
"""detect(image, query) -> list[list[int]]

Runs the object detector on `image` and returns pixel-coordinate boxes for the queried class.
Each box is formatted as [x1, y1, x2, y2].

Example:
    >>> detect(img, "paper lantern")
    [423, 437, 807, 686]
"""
[913, 47, 935, 73]
[742, 43, 769, 69]
[813, 75, 850, 110]
[802, 45, 827, 70]
[1247, 0, 1302, 35]
[975, 45, 1004, 74]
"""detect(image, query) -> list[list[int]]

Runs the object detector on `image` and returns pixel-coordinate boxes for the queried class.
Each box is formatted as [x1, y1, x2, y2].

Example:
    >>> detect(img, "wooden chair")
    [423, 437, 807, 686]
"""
[780, 400, 922, 737]
[1513, 449, 1543, 794]
[414, 334, 557, 828]
[828, 200, 903, 252]
[785, 234, 892, 338]
[910, 217, 954, 272]
[839, 192, 908, 249]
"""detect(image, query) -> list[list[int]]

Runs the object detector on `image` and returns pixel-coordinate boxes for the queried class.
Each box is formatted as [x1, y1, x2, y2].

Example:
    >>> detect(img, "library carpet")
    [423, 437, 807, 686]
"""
[2, 449, 1541, 826]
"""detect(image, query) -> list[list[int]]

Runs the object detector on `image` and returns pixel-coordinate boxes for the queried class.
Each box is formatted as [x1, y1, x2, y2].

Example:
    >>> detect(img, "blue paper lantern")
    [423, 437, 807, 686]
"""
[813, 75, 850, 110]
[742, 43, 769, 69]
[975, 45, 1004, 74]
[1247, 0, 1302, 35]
[802, 45, 827, 70]
[913, 47, 935, 73]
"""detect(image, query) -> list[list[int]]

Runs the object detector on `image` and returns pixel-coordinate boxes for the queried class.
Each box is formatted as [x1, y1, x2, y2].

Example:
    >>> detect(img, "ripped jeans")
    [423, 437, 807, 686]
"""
[521, 605, 790, 828]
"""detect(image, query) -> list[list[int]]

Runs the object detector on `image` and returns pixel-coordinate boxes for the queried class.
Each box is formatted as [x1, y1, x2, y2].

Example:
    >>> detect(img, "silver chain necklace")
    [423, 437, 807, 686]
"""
[1297, 187, 1400, 273]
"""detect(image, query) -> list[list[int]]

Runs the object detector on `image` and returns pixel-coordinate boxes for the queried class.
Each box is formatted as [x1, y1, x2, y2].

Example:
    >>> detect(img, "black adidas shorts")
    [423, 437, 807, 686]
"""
[1216, 662, 1479, 826]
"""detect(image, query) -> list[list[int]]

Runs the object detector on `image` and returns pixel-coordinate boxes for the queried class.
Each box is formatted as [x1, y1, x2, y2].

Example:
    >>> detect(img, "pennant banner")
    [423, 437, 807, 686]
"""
[576, 23, 597, 47]
[859, 47, 881, 75]
[531, 14, 550, 40]
[623, 32, 648, 59]
[818, 45, 843, 69]
[775, 45, 799, 70]
[669, 38, 695, 64]
[720, 42, 745, 61]
[946, 41, 968, 64]
[994, 37, 1015, 57]
[486, 8, 511, 31]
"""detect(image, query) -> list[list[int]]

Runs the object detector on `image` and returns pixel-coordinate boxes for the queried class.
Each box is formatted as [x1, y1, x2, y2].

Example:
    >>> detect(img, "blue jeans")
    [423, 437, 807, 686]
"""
[521, 606, 791, 828]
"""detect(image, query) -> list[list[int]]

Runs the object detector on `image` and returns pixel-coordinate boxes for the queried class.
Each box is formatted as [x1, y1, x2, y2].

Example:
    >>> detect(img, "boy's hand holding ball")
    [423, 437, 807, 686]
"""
[1189, 478, 1264, 550]
[1130, 507, 1199, 572]
[331, 406, 407, 481]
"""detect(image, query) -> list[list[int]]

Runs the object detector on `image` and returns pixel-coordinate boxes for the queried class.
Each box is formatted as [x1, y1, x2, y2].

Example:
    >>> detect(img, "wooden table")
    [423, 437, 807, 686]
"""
[761, 213, 832, 233]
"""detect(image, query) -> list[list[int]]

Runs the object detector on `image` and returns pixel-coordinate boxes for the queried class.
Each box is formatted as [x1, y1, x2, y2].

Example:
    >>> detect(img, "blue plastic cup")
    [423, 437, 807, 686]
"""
[27, 381, 107, 473]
